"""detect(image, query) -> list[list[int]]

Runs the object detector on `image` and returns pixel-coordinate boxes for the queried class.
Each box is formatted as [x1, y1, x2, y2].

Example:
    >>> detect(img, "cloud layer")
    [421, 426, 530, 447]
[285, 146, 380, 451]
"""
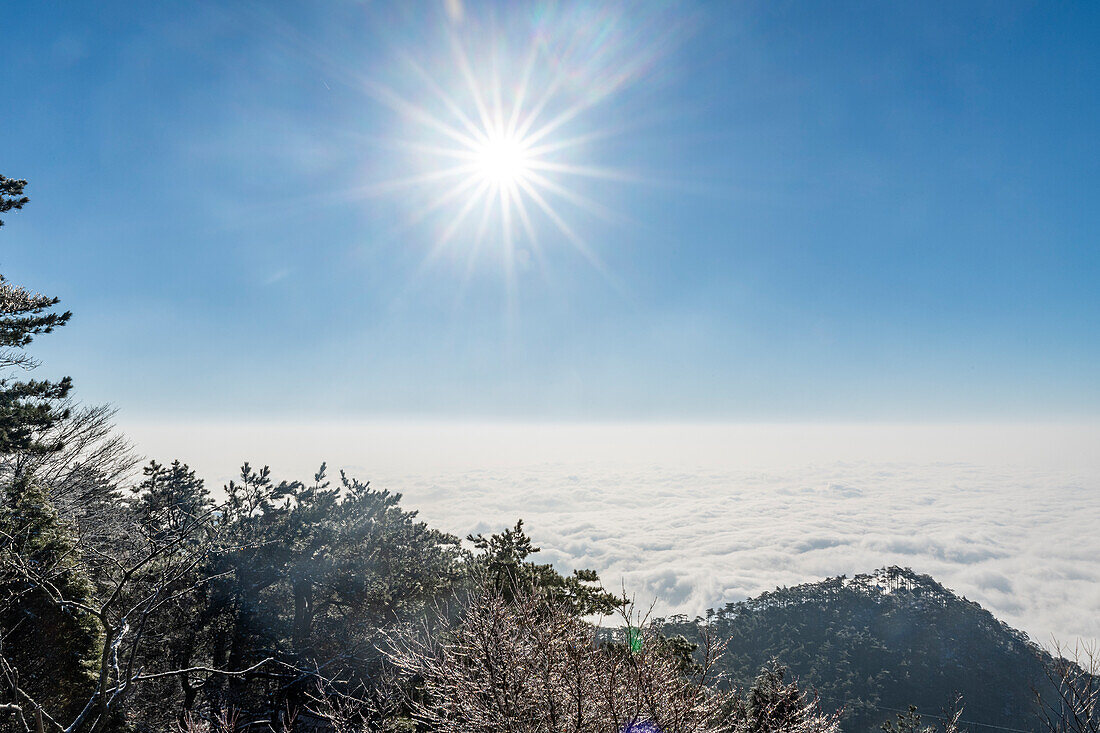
[124, 421, 1100, 646]
[391, 460, 1100, 646]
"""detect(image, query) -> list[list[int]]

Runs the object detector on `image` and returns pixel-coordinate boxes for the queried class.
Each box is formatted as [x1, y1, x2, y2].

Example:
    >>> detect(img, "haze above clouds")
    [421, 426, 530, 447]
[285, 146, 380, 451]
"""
[122, 420, 1100, 646]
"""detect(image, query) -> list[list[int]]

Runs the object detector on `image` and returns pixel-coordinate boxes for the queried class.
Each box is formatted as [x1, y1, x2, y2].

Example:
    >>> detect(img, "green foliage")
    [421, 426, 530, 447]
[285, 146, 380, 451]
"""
[0, 173, 73, 455]
[468, 519, 627, 617]
[134, 460, 465, 722]
[0, 376, 72, 454]
[129, 459, 213, 537]
[654, 633, 703, 676]
[0, 476, 100, 721]
[0, 176, 30, 229]
[743, 664, 809, 733]
[717, 661, 842, 733]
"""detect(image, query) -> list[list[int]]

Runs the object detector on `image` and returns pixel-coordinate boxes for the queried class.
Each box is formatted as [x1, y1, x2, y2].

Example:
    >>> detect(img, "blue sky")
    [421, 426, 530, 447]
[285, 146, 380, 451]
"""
[4, 0, 1099, 421]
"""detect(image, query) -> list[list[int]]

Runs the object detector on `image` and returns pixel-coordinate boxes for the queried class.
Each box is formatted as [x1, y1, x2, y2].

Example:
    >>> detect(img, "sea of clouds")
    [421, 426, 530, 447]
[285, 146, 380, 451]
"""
[124, 421, 1100, 646]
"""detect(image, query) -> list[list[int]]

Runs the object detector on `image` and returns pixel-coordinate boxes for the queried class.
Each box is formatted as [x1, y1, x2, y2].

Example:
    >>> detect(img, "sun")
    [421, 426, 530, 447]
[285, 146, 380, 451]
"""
[357, 6, 674, 288]
[472, 132, 531, 188]
[357, 37, 623, 277]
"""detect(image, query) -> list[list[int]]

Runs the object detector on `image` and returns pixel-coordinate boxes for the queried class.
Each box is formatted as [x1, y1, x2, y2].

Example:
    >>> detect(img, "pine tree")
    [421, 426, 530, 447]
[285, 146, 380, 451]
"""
[0, 175, 72, 455]
[130, 459, 213, 538]
[0, 175, 100, 727]
[0, 176, 30, 229]
[468, 519, 627, 617]
[0, 475, 100, 722]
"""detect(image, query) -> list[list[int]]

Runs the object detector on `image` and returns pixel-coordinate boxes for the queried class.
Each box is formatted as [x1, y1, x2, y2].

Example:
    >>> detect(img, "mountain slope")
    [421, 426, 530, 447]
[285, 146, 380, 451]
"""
[656, 567, 1058, 733]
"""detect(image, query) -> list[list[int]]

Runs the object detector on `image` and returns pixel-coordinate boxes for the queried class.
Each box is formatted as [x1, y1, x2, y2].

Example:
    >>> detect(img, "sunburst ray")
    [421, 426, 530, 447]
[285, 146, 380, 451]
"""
[351, 5, 684, 292]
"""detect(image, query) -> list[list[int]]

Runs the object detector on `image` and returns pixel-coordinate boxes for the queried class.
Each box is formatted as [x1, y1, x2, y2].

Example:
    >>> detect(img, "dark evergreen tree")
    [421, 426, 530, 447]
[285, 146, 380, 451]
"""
[468, 519, 626, 617]
[130, 458, 214, 538]
[0, 475, 100, 723]
[127, 461, 468, 725]
[722, 662, 842, 733]
[0, 175, 72, 455]
[0, 176, 30, 229]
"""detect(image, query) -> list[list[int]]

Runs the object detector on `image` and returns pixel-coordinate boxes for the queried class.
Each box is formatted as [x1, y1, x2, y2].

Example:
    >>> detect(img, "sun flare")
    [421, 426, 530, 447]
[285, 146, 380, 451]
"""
[359, 6, 673, 289]
[472, 132, 531, 188]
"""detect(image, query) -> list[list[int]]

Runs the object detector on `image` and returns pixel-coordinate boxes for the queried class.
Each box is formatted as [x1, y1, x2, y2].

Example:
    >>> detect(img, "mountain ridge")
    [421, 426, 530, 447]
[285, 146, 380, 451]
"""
[655, 566, 1059, 733]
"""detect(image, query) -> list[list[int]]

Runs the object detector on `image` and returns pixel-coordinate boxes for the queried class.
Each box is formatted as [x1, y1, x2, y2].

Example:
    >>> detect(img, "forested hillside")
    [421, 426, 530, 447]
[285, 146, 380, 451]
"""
[657, 568, 1059, 733]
